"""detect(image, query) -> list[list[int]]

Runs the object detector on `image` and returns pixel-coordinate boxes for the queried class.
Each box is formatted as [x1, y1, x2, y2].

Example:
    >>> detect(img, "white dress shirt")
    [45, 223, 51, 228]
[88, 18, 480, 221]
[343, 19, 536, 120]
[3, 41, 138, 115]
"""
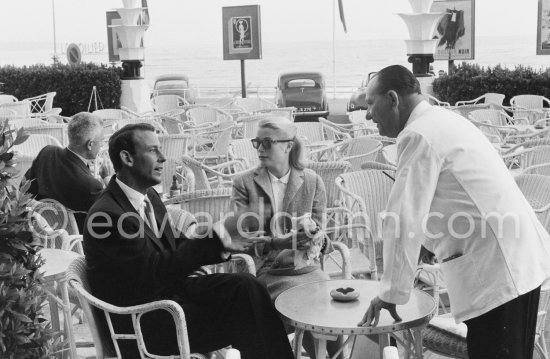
[116, 177, 231, 257]
[380, 101, 550, 322]
[116, 178, 154, 225]
[268, 169, 290, 214]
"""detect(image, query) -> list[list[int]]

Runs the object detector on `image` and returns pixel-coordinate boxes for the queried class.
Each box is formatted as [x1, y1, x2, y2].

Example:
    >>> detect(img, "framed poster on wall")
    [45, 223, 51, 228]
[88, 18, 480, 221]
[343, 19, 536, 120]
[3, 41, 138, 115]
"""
[537, 0, 550, 55]
[430, 0, 475, 61]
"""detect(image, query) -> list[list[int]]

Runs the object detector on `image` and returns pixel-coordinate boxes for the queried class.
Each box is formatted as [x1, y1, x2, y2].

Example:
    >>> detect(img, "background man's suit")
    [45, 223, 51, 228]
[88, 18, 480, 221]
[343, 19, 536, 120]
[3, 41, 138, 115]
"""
[83, 177, 293, 359]
[25, 146, 103, 232]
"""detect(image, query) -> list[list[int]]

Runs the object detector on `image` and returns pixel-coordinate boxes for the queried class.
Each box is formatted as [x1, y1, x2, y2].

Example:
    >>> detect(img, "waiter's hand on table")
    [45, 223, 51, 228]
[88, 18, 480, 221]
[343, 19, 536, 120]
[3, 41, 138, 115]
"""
[358, 296, 402, 327]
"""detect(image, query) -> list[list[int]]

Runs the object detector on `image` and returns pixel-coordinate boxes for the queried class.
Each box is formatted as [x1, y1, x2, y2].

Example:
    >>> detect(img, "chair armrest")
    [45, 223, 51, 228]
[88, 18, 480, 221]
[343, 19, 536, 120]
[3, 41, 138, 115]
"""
[229, 253, 256, 276]
[209, 159, 248, 174]
[455, 97, 482, 106]
[67, 234, 84, 255]
[328, 242, 351, 279]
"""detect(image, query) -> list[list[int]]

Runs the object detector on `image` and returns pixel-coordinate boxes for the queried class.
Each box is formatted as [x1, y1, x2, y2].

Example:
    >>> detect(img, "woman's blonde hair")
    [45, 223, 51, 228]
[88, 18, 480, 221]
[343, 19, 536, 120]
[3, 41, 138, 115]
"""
[257, 116, 305, 170]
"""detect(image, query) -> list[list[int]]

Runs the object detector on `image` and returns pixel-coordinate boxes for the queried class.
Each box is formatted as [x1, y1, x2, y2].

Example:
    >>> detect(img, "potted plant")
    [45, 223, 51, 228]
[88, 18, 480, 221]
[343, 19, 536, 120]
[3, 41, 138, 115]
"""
[0, 118, 61, 358]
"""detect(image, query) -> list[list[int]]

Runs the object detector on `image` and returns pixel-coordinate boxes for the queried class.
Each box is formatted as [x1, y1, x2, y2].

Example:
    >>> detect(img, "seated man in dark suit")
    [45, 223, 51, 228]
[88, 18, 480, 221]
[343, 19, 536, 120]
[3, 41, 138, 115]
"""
[83, 123, 294, 359]
[25, 112, 105, 232]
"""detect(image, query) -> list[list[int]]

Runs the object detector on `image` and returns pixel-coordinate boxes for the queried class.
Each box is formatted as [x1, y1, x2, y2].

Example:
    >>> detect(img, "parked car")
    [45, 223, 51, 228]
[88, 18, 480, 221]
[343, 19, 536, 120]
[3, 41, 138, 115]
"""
[151, 74, 196, 104]
[347, 71, 377, 112]
[275, 72, 329, 121]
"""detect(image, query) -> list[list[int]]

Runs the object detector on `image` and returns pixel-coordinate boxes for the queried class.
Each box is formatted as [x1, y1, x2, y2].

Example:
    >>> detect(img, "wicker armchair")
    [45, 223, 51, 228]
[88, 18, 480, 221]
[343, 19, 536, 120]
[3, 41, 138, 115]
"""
[469, 109, 528, 127]
[421, 280, 550, 359]
[23, 92, 62, 118]
[179, 155, 245, 191]
[13, 134, 62, 157]
[319, 117, 376, 138]
[238, 114, 274, 139]
[228, 138, 259, 168]
[0, 100, 31, 118]
[23, 123, 68, 146]
[151, 94, 189, 114]
[185, 105, 232, 128]
[307, 137, 382, 169]
[335, 169, 395, 279]
[113, 118, 167, 135]
[192, 122, 236, 165]
[304, 160, 352, 207]
[67, 257, 226, 359]
[455, 93, 505, 107]
[452, 104, 491, 119]
[158, 134, 191, 158]
[361, 161, 397, 171]
[295, 122, 327, 143]
[164, 188, 232, 225]
[319, 206, 372, 279]
[515, 174, 550, 234]
[510, 95, 550, 124]
[93, 109, 134, 120]
[28, 199, 83, 254]
[426, 94, 451, 107]
[522, 163, 550, 176]
[340, 137, 383, 171]
[254, 107, 296, 121]
[502, 145, 550, 171]
[232, 97, 277, 113]
[0, 94, 18, 104]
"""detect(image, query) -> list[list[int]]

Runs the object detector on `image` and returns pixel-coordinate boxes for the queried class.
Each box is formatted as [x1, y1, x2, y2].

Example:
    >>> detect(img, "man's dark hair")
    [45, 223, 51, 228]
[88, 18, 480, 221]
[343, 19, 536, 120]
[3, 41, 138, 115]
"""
[373, 65, 421, 97]
[108, 123, 156, 172]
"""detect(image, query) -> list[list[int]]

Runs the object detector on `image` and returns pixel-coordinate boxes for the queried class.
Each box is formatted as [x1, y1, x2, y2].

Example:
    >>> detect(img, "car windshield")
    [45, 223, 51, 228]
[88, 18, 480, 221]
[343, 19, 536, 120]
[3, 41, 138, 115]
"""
[155, 80, 189, 90]
[286, 79, 318, 89]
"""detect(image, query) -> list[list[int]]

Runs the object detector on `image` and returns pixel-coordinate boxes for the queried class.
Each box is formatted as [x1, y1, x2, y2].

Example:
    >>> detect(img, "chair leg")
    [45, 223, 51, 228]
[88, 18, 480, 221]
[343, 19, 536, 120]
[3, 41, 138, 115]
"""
[535, 334, 549, 359]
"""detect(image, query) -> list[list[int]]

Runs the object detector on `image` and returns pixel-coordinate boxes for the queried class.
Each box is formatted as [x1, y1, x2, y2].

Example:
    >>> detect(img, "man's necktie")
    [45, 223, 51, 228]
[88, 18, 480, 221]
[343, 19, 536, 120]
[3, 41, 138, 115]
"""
[144, 198, 159, 237]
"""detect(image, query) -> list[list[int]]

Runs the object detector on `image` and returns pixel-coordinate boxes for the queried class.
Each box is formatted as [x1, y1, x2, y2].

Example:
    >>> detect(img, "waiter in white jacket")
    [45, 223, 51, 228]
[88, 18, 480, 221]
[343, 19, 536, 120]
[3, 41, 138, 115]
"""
[358, 65, 550, 359]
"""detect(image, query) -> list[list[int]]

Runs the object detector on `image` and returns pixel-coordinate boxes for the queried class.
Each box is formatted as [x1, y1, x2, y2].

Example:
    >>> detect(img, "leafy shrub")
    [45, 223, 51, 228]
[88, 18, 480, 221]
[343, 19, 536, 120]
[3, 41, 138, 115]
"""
[433, 63, 550, 106]
[0, 63, 123, 116]
[0, 120, 61, 358]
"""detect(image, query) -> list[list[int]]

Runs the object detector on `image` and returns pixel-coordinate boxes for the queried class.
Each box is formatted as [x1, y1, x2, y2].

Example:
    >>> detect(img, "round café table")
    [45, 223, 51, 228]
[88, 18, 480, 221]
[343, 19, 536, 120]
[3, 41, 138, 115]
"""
[275, 279, 436, 359]
[40, 248, 81, 359]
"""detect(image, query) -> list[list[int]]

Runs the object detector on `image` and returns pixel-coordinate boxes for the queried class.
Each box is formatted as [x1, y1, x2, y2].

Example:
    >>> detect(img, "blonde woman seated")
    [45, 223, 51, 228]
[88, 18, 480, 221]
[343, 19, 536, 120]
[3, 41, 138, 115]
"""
[229, 117, 343, 359]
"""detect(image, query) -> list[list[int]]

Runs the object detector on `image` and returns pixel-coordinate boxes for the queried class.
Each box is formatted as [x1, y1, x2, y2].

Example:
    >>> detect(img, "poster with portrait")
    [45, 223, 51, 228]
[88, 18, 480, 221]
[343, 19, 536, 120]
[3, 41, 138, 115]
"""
[430, 0, 475, 60]
[222, 5, 262, 60]
[537, 0, 550, 55]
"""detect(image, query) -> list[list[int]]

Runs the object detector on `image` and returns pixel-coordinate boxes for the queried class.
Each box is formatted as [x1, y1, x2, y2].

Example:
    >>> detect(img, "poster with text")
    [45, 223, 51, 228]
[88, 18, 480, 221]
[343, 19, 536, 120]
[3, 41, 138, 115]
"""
[430, 0, 475, 61]
[537, 0, 550, 54]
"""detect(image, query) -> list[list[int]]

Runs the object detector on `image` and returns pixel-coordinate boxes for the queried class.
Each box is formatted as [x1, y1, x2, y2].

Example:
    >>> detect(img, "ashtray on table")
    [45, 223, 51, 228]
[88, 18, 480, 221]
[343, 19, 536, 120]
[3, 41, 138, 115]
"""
[330, 287, 360, 302]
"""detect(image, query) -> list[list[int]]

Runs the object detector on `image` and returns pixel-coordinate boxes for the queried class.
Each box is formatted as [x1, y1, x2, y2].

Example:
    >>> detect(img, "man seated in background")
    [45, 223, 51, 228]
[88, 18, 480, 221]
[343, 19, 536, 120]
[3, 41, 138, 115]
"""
[24, 112, 105, 232]
[83, 123, 294, 359]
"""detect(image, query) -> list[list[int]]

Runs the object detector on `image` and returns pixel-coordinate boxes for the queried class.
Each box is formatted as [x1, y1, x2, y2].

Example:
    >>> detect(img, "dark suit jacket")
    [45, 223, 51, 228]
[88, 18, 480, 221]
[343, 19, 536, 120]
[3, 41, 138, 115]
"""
[83, 176, 225, 307]
[24, 146, 104, 232]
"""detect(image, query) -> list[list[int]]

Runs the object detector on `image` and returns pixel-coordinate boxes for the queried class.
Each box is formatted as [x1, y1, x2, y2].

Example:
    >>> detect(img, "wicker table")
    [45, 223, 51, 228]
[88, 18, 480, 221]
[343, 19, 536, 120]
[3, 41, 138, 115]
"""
[275, 279, 436, 359]
[40, 248, 81, 359]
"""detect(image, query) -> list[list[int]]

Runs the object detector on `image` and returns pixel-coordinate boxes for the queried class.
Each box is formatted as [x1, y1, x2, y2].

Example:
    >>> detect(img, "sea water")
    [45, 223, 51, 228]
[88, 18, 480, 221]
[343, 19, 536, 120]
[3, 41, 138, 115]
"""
[1, 35, 548, 93]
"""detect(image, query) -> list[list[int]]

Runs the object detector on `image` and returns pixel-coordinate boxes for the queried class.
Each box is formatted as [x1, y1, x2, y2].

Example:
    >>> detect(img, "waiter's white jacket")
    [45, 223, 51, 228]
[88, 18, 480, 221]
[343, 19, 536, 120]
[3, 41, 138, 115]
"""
[380, 100, 550, 322]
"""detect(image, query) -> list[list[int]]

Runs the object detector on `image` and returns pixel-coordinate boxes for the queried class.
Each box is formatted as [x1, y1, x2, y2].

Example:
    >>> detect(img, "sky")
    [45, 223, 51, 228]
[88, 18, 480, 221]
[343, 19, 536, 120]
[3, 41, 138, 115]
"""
[0, 0, 538, 49]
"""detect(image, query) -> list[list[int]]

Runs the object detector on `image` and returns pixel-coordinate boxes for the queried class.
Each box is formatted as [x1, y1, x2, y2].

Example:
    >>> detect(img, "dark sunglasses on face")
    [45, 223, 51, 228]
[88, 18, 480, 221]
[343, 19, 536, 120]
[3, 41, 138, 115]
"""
[251, 137, 294, 150]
